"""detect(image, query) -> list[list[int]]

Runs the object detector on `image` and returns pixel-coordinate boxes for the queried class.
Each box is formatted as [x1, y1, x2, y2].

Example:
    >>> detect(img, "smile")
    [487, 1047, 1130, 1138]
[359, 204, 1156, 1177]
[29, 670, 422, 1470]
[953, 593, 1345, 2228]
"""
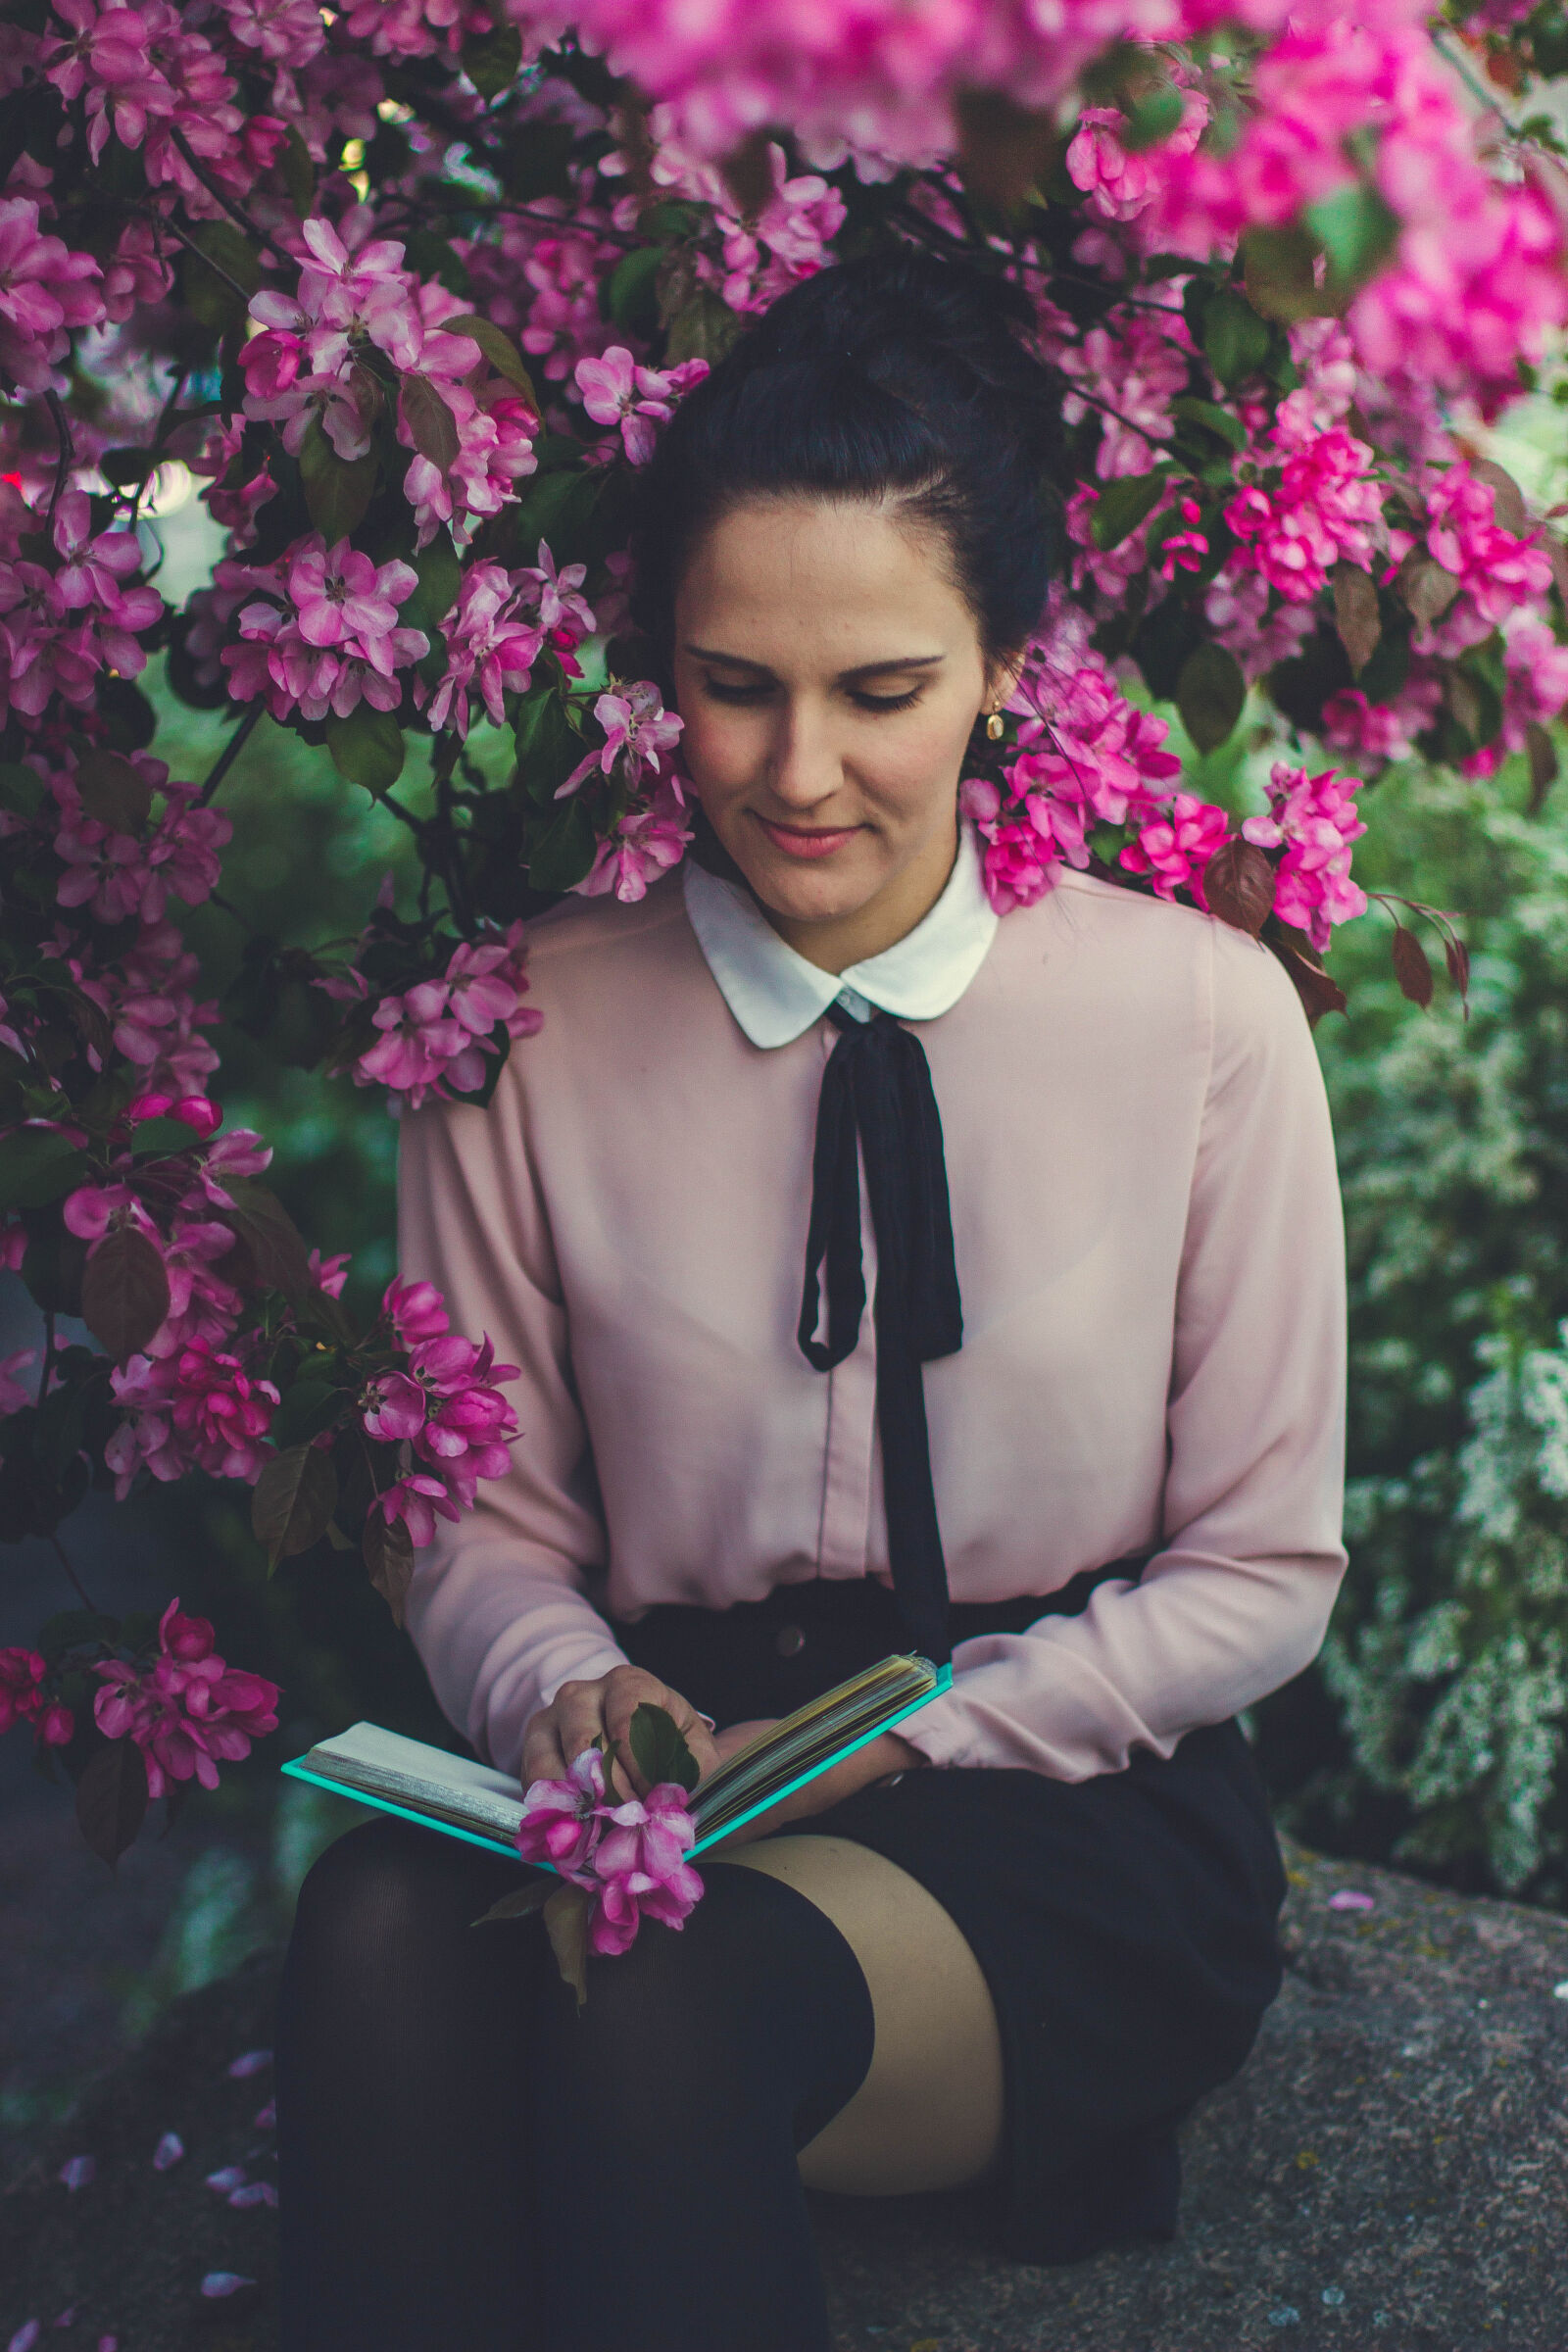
[753, 816, 863, 860]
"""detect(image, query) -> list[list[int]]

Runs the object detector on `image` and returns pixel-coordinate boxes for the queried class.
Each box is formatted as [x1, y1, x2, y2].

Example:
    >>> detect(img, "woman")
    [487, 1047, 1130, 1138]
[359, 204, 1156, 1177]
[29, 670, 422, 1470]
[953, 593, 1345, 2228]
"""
[275, 254, 1347, 2352]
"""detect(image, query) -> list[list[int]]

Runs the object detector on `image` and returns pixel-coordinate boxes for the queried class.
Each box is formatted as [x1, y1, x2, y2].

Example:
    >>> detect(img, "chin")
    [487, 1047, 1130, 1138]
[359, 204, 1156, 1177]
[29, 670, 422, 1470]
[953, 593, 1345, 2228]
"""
[741, 847, 884, 928]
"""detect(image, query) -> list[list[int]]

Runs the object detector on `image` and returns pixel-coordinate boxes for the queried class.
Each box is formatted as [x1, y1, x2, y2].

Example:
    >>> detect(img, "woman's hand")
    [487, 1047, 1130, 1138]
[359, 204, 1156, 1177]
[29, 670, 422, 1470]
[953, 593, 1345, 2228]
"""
[714, 1727, 925, 1846]
[521, 1667, 721, 1799]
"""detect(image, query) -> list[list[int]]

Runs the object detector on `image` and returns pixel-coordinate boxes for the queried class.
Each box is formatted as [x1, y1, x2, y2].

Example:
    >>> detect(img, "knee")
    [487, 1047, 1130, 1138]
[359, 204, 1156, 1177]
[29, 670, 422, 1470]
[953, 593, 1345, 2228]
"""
[289, 1816, 436, 1963]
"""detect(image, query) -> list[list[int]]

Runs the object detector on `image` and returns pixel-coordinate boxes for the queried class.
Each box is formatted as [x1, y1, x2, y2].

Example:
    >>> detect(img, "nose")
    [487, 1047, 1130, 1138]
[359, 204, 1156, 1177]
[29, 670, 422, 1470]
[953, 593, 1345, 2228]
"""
[762, 695, 844, 815]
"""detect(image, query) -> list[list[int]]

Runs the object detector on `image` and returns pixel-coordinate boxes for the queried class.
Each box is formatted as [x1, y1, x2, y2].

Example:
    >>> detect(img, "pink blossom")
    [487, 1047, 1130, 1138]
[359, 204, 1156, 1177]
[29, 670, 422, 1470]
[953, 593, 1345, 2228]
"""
[1066, 86, 1207, 229]
[573, 346, 709, 466]
[573, 776, 693, 905]
[1059, 311, 1188, 479]
[1225, 394, 1383, 604]
[225, 2047, 272, 2078]
[1242, 761, 1367, 950]
[425, 561, 548, 737]
[1321, 674, 1443, 770]
[0, 1645, 73, 1746]
[557, 683, 684, 799]
[514, 1743, 704, 1956]
[0, 1348, 35, 1416]
[383, 1276, 450, 1347]
[91, 1597, 280, 1801]
[346, 922, 543, 1110]
[221, 536, 427, 724]
[1120, 794, 1232, 906]
[0, 197, 104, 391]
[166, 1344, 278, 1481]
[58, 2155, 95, 2191]
[151, 2131, 184, 2170]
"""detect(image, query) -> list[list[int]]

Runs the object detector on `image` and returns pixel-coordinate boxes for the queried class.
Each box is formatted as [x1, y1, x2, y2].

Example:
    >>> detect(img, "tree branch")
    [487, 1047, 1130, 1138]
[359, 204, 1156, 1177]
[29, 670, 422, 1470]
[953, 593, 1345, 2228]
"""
[197, 701, 263, 807]
[43, 390, 74, 536]
[170, 128, 296, 267]
[49, 1532, 104, 1618]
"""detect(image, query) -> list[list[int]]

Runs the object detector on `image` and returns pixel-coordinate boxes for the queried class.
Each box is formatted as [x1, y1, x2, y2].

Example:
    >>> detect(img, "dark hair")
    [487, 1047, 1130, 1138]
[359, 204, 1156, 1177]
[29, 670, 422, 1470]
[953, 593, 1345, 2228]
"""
[626, 251, 1067, 676]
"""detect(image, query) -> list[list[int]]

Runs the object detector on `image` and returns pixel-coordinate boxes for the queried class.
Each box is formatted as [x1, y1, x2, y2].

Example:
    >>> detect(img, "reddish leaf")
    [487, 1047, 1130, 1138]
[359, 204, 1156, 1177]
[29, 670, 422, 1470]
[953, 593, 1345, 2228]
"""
[76, 1738, 149, 1868]
[1526, 720, 1558, 814]
[80, 1227, 171, 1363]
[1332, 562, 1382, 674]
[1444, 933, 1471, 1000]
[1391, 924, 1434, 1008]
[401, 372, 461, 473]
[1396, 549, 1460, 626]
[1268, 939, 1348, 1026]
[1468, 459, 1527, 537]
[218, 1177, 312, 1301]
[1202, 839, 1276, 936]
[251, 1442, 338, 1567]
[364, 1511, 415, 1626]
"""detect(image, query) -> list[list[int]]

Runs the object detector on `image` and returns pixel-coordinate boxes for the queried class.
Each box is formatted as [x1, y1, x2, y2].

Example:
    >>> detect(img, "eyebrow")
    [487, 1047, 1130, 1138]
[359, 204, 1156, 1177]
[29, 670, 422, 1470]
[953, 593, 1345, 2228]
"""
[682, 646, 946, 682]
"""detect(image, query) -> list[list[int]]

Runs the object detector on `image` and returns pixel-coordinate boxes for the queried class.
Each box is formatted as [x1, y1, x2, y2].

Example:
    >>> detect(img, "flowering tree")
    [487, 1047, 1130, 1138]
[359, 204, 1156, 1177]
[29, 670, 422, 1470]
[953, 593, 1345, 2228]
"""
[3, 0, 1568, 1862]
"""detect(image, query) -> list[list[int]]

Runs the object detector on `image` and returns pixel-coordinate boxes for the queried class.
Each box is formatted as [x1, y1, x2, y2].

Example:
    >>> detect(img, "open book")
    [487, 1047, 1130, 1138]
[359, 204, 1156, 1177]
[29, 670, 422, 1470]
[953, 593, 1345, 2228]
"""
[280, 1651, 952, 1861]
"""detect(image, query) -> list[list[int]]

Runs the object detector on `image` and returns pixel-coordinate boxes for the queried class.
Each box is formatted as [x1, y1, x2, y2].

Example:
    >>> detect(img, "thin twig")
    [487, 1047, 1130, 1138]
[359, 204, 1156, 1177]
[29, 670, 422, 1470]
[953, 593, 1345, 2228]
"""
[122, 199, 256, 302]
[196, 701, 263, 807]
[49, 1532, 104, 1618]
[130, 364, 190, 527]
[43, 390, 74, 535]
[170, 127, 295, 267]
[37, 1309, 56, 1407]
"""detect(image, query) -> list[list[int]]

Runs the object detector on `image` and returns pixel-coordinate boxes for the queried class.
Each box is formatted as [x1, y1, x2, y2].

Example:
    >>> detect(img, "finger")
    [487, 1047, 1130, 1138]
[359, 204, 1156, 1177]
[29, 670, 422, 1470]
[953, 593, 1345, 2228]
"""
[601, 1668, 665, 1753]
[521, 1709, 567, 1786]
[553, 1680, 610, 1768]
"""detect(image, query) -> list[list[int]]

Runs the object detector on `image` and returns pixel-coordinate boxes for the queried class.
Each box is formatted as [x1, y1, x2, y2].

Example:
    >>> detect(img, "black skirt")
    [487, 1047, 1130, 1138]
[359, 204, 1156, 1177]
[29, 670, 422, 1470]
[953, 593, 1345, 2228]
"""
[616, 1569, 1287, 2267]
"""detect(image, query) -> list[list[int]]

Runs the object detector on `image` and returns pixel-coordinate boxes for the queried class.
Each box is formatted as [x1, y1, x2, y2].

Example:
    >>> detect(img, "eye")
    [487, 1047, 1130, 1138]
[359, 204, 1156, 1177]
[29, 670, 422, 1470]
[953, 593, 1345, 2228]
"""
[701, 675, 774, 705]
[849, 685, 924, 712]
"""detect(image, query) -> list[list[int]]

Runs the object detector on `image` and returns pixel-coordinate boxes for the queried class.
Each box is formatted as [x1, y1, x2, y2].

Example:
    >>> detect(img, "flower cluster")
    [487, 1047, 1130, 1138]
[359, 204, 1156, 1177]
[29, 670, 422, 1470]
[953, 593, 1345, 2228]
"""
[1224, 395, 1384, 606]
[325, 919, 544, 1111]
[92, 1596, 281, 1801]
[514, 1744, 704, 1958]
[221, 536, 427, 722]
[428, 542, 595, 737]
[0, 488, 162, 723]
[0, 1645, 74, 1747]
[366, 1303, 520, 1544]
[1242, 762, 1368, 950]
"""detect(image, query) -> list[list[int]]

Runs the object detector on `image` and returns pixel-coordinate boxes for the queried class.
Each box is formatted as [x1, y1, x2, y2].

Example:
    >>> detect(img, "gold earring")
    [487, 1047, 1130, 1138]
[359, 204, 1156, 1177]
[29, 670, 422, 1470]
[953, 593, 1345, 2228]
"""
[985, 710, 1004, 741]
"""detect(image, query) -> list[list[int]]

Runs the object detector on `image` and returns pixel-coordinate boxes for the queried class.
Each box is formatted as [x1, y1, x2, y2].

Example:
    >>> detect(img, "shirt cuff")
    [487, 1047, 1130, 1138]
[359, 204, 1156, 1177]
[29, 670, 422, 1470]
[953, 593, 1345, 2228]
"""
[891, 1689, 975, 1770]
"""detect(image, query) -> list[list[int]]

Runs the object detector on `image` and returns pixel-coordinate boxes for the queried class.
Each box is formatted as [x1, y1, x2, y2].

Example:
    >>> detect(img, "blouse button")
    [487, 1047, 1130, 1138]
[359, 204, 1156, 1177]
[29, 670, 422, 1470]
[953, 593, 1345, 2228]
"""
[775, 1624, 807, 1659]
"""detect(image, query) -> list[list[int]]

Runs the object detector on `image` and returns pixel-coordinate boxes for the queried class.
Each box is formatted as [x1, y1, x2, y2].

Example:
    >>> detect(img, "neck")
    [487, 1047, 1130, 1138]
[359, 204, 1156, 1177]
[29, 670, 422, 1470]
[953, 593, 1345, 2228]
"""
[761, 814, 960, 975]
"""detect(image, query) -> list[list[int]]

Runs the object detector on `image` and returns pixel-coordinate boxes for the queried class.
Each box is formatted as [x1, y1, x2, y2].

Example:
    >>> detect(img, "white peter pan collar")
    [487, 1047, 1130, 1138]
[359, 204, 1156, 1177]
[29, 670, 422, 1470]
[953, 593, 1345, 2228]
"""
[682, 821, 999, 1049]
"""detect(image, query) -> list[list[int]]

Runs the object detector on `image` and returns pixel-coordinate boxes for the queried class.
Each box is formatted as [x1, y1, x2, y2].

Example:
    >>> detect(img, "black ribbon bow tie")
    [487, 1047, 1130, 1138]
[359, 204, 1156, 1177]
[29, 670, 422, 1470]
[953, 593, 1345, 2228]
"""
[797, 999, 962, 1667]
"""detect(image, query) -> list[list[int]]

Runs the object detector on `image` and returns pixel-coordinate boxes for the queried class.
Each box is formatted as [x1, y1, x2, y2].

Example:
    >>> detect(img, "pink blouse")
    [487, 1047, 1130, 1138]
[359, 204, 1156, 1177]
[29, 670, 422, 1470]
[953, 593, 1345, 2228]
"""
[396, 845, 1348, 1786]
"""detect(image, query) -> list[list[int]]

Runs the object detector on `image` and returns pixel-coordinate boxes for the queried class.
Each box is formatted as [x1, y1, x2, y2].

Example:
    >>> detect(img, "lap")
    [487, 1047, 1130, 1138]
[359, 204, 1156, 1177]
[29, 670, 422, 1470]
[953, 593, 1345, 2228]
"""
[719, 1834, 1004, 2195]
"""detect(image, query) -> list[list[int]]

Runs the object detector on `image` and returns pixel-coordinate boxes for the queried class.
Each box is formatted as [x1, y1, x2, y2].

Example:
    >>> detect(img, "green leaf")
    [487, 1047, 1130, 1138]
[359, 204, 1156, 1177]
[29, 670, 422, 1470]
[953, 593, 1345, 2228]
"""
[607, 244, 663, 329]
[36, 1608, 119, 1654]
[1177, 643, 1247, 754]
[279, 122, 316, 214]
[184, 220, 264, 333]
[364, 1511, 416, 1627]
[401, 372, 461, 473]
[128, 1117, 202, 1159]
[1121, 83, 1185, 154]
[76, 1738, 149, 1869]
[74, 747, 153, 834]
[1241, 226, 1326, 325]
[402, 230, 473, 299]
[442, 313, 539, 404]
[1201, 288, 1270, 390]
[462, 19, 522, 98]
[627, 1702, 702, 1794]
[527, 796, 598, 891]
[543, 1882, 593, 2007]
[0, 760, 44, 819]
[270, 1377, 347, 1450]
[252, 1442, 339, 1568]
[471, 1879, 556, 1926]
[81, 1227, 172, 1362]
[298, 417, 377, 542]
[1306, 182, 1400, 301]
[326, 705, 406, 796]
[1169, 395, 1247, 454]
[0, 1128, 89, 1212]
[1090, 471, 1167, 553]
[216, 1175, 314, 1300]
[664, 290, 745, 368]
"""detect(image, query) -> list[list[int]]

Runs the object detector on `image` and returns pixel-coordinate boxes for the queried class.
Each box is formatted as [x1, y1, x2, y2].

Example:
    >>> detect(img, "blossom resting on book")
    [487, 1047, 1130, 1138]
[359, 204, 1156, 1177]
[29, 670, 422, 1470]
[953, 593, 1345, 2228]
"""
[514, 1745, 706, 1955]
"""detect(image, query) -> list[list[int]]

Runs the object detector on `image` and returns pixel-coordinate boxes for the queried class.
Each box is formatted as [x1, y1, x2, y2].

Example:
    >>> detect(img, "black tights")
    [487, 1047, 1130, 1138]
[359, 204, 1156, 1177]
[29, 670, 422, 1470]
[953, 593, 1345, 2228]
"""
[274, 1816, 876, 2351]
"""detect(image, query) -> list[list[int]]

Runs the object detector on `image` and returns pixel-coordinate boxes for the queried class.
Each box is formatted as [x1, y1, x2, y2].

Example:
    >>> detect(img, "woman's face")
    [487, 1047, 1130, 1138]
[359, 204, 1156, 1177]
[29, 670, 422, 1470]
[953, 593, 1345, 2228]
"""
[672, 495, 1005, 968]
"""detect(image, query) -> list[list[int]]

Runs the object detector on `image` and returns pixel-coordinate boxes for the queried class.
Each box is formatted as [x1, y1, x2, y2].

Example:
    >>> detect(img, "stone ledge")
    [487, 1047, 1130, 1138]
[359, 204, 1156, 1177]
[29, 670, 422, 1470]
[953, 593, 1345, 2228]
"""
[4, 1842, 1567, 2352]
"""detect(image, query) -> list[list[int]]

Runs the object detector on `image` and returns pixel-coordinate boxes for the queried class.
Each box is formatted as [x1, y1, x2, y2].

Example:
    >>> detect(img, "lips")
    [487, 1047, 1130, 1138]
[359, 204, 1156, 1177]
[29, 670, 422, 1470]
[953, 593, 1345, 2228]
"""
[754, 815, 861, 860]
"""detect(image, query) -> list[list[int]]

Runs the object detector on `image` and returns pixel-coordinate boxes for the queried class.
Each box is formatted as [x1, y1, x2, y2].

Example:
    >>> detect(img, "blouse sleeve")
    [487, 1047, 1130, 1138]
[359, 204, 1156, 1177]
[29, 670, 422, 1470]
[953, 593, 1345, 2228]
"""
[898, 923, 1349, 1780]
[395, 1063, 631, 1780]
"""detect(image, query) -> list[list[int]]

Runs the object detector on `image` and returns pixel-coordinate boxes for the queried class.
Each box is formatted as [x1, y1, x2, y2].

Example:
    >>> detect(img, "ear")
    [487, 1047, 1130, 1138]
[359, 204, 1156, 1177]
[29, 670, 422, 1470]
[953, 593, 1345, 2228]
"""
[983, 646, 1027, 713]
